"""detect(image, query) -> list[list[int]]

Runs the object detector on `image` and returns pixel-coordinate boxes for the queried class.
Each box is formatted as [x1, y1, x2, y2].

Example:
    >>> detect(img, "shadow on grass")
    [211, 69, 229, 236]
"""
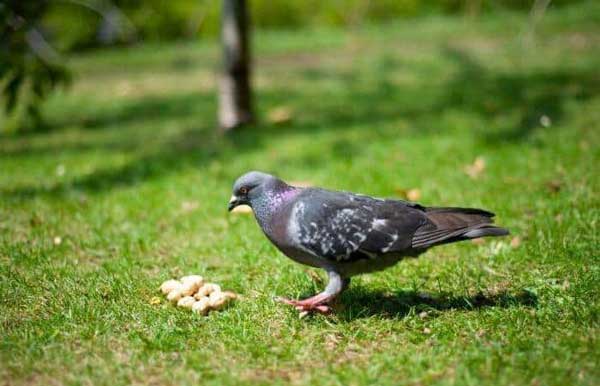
[73, 93, 209, 131]
[439, 48, 600, 143]
[262, 48, 599, 142]
[2, 45, 599, 199]
[2, 126, 222, 199]
[335, 286, 537, 320]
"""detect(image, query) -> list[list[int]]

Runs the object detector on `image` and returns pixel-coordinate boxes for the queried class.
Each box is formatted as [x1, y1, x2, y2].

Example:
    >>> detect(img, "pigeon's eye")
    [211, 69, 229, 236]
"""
[240, 187, 249, 194]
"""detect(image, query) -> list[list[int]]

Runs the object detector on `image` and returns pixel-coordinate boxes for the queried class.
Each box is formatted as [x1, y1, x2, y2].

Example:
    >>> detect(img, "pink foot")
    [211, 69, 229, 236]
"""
[276, 294, 333, 315]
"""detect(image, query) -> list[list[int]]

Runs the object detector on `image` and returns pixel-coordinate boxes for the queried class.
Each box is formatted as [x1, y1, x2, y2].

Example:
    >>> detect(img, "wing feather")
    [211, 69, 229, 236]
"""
[290, 190, 427, 262]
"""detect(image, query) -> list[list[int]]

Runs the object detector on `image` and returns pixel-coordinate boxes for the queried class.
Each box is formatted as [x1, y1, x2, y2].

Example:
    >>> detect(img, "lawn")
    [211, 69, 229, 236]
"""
[1, 3, 599, 385]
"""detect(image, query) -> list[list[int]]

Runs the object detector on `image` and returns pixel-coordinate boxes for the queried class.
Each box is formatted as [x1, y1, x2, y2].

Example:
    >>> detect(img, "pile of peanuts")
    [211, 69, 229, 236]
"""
[159, 275, 237, 315]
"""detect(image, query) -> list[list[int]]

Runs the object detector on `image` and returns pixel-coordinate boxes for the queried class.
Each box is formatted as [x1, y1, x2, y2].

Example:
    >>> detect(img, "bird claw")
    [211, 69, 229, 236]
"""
[275, 296, 332, 315]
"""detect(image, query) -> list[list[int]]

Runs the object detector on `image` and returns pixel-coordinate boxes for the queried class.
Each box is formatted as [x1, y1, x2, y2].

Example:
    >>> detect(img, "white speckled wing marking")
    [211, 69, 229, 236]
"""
[288, 197, 402, 262]
[288, 201, 316, 256]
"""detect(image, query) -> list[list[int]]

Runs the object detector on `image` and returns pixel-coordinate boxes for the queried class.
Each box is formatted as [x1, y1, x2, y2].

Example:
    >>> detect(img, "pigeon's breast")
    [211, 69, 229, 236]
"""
[263, 200, 329, 269]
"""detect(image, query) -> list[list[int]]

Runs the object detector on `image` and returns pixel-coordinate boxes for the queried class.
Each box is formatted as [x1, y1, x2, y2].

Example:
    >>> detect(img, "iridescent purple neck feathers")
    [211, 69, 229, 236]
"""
[251, 185, 300, 232]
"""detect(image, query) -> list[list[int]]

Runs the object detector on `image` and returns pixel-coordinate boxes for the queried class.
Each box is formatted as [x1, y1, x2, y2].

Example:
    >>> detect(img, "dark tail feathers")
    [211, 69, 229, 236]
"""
[412, 207, 509, 249]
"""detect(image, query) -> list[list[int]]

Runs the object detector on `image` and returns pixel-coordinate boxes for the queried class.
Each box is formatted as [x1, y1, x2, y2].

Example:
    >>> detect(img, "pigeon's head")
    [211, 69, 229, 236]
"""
[228, 171, 280, 211]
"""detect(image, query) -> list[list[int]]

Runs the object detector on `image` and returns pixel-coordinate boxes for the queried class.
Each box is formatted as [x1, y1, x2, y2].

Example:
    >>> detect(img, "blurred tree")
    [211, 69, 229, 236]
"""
[219, 0, 253, 132]
[0, 0, 70, 132]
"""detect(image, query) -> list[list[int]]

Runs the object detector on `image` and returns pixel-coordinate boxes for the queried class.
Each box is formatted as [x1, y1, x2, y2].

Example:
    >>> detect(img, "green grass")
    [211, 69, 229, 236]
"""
[1, 3, 599, 385]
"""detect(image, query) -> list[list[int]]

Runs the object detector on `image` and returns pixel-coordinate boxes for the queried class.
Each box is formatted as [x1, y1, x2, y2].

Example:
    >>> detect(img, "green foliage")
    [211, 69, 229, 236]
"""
[40, 0, 591, 52]
[41, 3, 101, 52]
[0, 0, 70, 132]
[1, 3, 599, 384]
[249, 0, 423, 28]
[43, 0, 221, 51]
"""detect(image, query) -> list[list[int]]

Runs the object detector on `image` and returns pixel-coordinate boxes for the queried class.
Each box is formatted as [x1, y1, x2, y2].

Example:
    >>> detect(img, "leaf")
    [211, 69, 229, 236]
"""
[406, 188, 421, 201]
[267, 106, 293, 124]
[181, 201, 199, 212]
[546, 180, 562, 193]
[464, 156, 486, 179]
[510, 236, 522, 248]
[394, 187, 421, 201]
[471, 238, 485, 245]
[4, 71, 24, 113]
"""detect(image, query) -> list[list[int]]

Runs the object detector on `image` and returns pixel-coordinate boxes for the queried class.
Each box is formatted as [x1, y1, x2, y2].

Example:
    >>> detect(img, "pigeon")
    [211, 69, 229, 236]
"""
[228, 171, 509, 314]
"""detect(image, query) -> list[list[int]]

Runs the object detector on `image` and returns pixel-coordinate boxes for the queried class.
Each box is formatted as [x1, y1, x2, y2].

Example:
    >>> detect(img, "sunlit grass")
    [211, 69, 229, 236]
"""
[1, 3, 599, 385]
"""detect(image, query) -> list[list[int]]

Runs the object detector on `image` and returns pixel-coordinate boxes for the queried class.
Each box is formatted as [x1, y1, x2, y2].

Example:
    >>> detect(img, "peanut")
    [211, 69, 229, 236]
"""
[167, 288, 184, 303]
[180, 280, 202, 297]
[192, 297, 211, 315]
[177, 296, 196, 309]
[196, 283, 221, 297]
[208, 291, 235, 310]
[160, 275, 237, 314]
[181, 275, 204, 286]
[159, 279, 181, 295]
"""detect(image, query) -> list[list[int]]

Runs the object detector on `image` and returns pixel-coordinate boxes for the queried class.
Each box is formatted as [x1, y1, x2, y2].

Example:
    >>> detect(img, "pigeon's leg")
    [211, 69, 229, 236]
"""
[277, 271, 350, 314]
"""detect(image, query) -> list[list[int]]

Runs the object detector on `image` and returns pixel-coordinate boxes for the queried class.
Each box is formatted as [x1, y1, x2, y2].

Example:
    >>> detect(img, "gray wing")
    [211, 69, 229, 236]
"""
[287, 189, 428, 262]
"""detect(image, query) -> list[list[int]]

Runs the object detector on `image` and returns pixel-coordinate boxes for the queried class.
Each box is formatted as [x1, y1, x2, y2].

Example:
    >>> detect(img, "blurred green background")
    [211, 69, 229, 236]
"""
[45, 0, 585, 51]
[1, 0, 593, 131]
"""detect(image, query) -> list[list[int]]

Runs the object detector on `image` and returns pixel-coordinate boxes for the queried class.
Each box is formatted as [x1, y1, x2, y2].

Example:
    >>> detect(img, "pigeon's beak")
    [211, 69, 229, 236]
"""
[228, 195, 240, 211]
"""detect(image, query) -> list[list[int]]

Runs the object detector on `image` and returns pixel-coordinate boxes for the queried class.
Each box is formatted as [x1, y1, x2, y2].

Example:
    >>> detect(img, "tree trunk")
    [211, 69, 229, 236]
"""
[218, 0, 253, 132]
